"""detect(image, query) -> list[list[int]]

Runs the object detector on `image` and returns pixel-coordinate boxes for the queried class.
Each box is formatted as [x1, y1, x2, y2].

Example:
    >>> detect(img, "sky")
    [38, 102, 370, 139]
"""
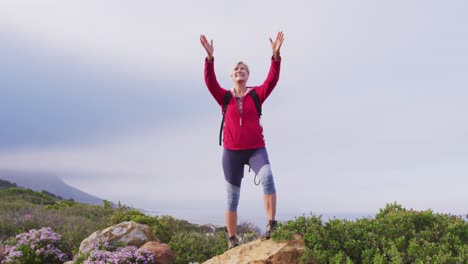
[0, 0, 467, 224]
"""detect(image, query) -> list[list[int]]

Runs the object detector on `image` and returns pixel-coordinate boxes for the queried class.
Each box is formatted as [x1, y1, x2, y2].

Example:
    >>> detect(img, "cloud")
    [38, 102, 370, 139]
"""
[0, 33, 214, 148]
[1, 0, 467, 216]
[0, 115, 225, 201]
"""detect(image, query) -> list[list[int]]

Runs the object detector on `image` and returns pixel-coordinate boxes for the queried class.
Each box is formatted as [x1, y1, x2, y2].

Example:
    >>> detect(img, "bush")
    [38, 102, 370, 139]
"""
[169, 231, 226, 264]
[0, 188, 56, 205]
[109, 206, 197, 243]
[2, 227, 69, 264]
[0, 199, 114, 257]
[109, 205, 153, 226]
[272, 203, 468, 264]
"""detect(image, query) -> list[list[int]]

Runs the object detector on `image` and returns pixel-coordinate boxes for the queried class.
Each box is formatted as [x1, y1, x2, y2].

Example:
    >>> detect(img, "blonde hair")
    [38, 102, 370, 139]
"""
[233, 61, 250, 74]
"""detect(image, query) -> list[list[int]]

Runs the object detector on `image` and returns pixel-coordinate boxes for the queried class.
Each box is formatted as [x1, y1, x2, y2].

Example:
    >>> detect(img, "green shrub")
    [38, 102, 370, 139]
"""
[109, 206, 151, 225]
[273, 203, 468, 264]
[0, 198, 113, 257]
[169, 231, 226, 264]
[45, 199, 77, 210]
[0, 188, 57, 205]
[108, 206, 198, 243]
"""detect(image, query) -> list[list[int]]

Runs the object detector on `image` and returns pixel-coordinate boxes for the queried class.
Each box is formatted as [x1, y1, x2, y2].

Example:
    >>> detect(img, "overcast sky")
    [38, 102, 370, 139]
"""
[0, 0, 467, 222]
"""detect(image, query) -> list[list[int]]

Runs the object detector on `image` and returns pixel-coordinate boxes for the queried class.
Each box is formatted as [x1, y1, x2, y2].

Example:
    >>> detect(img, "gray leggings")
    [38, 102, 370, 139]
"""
[222, 147, 276, 212]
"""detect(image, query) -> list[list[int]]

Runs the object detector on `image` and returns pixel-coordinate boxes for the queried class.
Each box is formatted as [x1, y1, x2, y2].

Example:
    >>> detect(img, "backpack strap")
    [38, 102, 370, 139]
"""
[218, 89, 262, 146]
[249, 89, 262, 118]
[219, 91, 232, 146]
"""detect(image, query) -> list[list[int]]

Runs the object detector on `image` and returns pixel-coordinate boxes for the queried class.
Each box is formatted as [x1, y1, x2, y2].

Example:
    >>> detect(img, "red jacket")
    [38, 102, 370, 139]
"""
[204, 57, 281, 150]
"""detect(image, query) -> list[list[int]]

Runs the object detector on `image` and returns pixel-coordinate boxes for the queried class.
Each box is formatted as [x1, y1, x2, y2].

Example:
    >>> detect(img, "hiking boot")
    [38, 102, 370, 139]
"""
[228, 235, 239, 249]
[262, 220, 278, 240]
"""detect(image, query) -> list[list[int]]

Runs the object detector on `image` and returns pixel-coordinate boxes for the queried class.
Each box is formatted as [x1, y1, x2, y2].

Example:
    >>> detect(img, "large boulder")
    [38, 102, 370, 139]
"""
[79, 221, 158, 253]
[203, 235, 305, 264]
[138, 241, 175, 264]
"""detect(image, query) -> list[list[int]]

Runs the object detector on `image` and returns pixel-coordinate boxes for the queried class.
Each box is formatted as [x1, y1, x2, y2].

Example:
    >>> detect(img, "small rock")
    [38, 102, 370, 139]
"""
[138, 241, 175, 264]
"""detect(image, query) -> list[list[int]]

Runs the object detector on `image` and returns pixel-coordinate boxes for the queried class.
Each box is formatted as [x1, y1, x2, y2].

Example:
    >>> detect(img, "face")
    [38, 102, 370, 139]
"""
[231, 62, 250, 83]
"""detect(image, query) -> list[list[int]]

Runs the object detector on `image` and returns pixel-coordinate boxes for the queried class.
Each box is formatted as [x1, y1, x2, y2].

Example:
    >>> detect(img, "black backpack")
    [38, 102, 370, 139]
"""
[219, 90, 262, 145]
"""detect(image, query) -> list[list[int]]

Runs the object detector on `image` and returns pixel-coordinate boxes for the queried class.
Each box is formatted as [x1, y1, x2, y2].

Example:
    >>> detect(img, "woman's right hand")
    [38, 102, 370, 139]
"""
[200, 34, 214, 61]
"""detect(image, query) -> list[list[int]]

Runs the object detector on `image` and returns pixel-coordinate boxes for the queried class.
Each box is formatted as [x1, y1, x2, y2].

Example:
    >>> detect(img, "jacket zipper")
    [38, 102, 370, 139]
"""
[238, 93, 243, 127]
[236, 88, 251, 127]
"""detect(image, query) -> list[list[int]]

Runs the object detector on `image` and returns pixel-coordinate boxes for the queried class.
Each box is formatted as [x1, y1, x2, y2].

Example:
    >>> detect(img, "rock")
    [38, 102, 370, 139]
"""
[138, 241, 175, 264]
[203, 235, 305, 264]
[79, 221, 158, 253]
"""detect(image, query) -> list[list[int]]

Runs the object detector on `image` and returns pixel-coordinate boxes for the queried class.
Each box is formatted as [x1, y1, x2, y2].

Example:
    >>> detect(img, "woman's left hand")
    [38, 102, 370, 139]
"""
[269, 31, 284, 55]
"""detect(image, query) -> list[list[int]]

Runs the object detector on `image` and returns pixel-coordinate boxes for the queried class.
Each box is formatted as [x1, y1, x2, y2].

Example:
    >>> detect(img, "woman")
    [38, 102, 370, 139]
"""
[200, 32, 284, 249]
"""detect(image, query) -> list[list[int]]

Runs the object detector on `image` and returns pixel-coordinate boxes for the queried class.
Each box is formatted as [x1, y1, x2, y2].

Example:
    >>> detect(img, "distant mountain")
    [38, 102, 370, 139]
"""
[0, 170, 104, 205]
[0, 178, 17, 188]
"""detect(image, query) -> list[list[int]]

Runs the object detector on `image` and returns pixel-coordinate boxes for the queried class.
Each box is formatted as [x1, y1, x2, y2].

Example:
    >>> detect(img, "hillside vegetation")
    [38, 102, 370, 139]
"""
[0, 183, 233, 263]
[1, 181, 467, 264]
[272, 203, 468, 263]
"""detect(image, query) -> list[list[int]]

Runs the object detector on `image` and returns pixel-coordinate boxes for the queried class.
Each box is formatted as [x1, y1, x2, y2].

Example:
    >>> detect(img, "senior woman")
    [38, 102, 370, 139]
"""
[200, 32, 284, 249]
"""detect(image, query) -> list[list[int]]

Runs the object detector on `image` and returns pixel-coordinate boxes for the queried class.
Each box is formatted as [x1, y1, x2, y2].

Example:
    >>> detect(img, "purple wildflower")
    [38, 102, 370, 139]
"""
[77, 244, 154, 264]
[1, 227, 69, 263]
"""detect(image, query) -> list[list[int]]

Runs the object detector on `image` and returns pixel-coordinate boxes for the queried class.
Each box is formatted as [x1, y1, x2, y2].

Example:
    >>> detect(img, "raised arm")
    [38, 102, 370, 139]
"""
[200, 34, 214, 61]
[256, 32, 285, 101]
[201, 34, 226, 105]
